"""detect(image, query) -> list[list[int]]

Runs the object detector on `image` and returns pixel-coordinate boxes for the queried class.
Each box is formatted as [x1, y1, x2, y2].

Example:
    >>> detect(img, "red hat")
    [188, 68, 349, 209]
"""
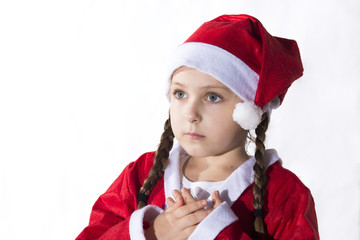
[168, 14, 303, 130]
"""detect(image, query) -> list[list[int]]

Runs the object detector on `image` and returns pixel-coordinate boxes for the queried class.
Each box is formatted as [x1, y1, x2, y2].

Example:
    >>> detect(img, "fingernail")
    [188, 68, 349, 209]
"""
[201, 200, 207, 205]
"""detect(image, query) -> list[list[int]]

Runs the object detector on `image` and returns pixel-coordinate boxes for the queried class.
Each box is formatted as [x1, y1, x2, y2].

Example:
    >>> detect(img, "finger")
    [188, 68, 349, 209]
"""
[166, 197, 175, 207]
[181, 225, 197, 239]
[179, 211, 212, 237]
[212, 190, 222, 208]
[178, 208, 212, 228]
[173, 199, 208, 218]
[172, 189, 185, 206]
[165, 190, 184, 212]
[181, 188, 196, 204]
[166, 190, 185, 212]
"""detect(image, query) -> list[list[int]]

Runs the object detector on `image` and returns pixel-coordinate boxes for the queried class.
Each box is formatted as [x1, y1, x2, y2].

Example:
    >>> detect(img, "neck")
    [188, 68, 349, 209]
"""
[183, 146, 250, 182]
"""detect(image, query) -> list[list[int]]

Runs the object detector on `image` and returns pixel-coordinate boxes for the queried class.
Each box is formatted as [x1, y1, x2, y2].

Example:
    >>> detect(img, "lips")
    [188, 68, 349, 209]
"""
[185, 132, 205, 139]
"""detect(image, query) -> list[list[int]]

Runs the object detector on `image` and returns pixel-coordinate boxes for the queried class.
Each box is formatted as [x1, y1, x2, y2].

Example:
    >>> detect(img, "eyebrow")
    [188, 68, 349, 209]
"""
[171, 82, 230, 91]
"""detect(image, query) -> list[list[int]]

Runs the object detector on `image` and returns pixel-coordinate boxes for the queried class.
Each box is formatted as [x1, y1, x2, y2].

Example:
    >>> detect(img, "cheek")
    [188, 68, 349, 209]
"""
[216, 119, 246, 141]
[207, 106, 234, 126]
[169, 105, 182, 133]
[169, 104, 177, 121]
[231, 124, 248, 144]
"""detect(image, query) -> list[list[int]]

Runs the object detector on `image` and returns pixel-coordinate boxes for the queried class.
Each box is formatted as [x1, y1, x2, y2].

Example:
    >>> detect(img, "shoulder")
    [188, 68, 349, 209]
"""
[266, 162, 311, 196]
[106, 151, 156, 193]
[126, 151, 156, 173]
[265, 163, 319, 239]
[265, 162, 315, 222]
[262, 149, 312, 200]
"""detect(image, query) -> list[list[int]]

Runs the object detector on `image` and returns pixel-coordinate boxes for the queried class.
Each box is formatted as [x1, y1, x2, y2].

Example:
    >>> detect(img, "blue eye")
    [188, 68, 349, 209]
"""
[174, 90, 187, 99]
[207, 93, 222, 102]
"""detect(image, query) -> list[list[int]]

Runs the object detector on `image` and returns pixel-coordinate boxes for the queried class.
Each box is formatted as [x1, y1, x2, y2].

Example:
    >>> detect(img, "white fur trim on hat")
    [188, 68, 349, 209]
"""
[167, 42, 259, 103]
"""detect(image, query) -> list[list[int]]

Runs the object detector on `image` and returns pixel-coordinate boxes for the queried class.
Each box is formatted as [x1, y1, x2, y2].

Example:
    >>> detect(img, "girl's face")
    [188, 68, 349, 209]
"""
[170, 66, 248, 158]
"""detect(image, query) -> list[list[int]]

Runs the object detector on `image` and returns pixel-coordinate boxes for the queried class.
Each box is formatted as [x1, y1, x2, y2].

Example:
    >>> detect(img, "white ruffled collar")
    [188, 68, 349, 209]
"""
[164, 142, 281, 209]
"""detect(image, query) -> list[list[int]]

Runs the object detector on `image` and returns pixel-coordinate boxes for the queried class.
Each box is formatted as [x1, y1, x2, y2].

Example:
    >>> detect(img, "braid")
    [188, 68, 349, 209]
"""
[137, 117, 174, 209]
[252, 113, 270, 239]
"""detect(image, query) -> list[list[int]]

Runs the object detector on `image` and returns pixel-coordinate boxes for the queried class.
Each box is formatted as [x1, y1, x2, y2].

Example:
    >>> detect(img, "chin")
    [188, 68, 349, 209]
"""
[181, 144, 214, 158]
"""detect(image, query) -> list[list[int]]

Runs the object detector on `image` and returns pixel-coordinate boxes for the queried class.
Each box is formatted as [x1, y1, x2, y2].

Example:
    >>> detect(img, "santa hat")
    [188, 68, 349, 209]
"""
[167, 14, 303, 130]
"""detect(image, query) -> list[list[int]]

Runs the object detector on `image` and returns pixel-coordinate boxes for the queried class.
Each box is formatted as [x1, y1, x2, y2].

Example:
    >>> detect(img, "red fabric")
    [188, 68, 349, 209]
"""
[76, 152, 319, 240]
[184, 14, 303, 108]
[76, 152, 161, 240]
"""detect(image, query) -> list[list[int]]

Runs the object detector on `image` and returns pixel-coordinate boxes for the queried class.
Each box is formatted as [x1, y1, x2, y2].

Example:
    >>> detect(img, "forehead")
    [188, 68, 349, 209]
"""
[171, 66, 229, 90]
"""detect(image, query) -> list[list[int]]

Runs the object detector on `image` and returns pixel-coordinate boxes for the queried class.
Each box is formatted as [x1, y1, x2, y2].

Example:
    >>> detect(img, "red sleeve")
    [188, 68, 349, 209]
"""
[76, 152, 156, 240]
[215, 191, 318, 240]
[265, 164, 319, 240]
[215, 222, 254, 240]
[215, 163, 319, 240]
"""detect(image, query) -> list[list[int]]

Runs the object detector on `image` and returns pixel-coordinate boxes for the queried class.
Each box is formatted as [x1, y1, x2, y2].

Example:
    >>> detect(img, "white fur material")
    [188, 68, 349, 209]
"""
[165, 143, 280, 208]
[262, 97, 281, 114]
[164, 140, 186, 209]
[167, 42, 259, 103]
[129, 205, 163, 240]
[163, 143, 280, 238]
[189, 202, 238, 240]
[232, 102, 262, 130]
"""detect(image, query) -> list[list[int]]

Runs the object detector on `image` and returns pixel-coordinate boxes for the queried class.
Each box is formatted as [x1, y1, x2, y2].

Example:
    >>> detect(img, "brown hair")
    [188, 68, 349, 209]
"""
[252, 113, 270, 238]
[137, 113, 270, 240]
[137, 117, 174, 208]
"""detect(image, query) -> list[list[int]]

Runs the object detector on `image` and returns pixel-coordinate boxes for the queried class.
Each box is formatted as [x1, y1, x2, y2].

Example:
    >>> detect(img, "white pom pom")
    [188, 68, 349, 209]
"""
[232, 102, 262, 130]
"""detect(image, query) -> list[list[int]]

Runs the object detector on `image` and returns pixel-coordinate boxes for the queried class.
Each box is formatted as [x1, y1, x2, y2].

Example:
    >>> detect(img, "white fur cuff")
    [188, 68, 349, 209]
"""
[188, 201, 238, 240]
[129, 205, 163, 240]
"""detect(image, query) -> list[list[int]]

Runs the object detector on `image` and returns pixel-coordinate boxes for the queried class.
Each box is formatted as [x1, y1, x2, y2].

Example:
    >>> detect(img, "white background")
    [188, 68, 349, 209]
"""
[1, 0, 360, 239]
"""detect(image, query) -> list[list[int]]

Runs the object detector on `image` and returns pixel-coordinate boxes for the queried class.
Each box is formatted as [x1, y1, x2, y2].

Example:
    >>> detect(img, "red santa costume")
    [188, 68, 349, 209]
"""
[76, 14, 319, 239]
[76, 143, 318, 239]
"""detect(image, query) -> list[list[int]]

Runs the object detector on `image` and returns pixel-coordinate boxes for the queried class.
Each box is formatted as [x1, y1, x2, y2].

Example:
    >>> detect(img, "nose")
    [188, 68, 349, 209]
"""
[186, 99, 201, 123]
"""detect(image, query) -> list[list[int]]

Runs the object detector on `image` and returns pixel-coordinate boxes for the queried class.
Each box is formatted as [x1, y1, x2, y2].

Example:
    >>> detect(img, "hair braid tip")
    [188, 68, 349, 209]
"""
[137, 117, 174, 209]
[252, 113, 270, 239]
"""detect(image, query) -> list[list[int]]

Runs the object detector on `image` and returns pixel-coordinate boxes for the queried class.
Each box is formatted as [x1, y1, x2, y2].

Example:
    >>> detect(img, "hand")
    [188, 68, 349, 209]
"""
[167, 188, 222, 209]
[166, 188, 196, 207]
[145, 189, 211, 240]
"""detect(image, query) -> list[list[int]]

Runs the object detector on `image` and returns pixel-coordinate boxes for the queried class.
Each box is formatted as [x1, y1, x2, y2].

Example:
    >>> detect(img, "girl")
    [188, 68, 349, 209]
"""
[76, 14, 319, 240]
